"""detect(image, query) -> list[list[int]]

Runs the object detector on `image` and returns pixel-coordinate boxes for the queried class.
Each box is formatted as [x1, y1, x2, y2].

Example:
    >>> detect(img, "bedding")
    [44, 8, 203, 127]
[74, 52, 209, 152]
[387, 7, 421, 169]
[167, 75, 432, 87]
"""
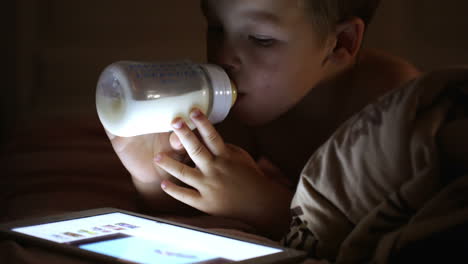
[283, 67, 468, 262]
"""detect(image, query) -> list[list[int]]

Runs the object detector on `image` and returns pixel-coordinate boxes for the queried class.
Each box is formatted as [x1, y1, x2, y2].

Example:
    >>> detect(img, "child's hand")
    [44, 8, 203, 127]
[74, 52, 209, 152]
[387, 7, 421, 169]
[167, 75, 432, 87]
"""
[105, 127, 193, 214]
[155, 109, 293, 238]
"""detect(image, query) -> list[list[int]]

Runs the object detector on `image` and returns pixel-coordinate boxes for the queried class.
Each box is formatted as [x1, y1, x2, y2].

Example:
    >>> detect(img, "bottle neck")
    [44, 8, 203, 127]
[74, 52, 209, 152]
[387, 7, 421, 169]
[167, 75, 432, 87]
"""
[200, 64, 236, 124]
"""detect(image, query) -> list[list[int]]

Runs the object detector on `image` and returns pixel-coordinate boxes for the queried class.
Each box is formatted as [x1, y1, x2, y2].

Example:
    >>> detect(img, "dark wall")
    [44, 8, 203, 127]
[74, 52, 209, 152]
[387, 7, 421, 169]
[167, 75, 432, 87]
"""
[366, 0, 468, 71]
[13, 0, 206, 121]
[1, 1, 17, 145]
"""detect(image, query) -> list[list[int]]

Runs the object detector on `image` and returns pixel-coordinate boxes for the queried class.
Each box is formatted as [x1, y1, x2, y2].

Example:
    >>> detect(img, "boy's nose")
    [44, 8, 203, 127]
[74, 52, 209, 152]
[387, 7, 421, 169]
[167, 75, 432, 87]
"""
[208, 39, 241, 74]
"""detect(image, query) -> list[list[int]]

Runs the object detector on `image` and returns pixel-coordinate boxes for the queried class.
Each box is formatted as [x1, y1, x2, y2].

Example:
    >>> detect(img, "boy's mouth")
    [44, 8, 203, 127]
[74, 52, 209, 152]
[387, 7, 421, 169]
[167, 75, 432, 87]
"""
[230, 90, 244, 108]
[233, 93, 246, 108]
[236, 92, 246, 100]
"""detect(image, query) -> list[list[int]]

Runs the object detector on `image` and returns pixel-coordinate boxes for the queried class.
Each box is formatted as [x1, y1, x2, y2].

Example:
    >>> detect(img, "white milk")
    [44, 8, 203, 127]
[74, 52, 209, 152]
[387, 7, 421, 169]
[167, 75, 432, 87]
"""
[97, 90, 210, 137]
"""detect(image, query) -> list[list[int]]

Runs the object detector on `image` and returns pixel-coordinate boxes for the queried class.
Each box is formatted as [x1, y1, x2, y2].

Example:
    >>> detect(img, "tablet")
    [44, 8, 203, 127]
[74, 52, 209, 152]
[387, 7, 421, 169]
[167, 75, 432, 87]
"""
[0, 208, 306, 264]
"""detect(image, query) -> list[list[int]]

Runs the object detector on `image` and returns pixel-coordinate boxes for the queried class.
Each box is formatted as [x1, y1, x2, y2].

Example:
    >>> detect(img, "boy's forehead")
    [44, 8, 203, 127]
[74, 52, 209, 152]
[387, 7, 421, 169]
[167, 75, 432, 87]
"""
[201, 0, 303, 19]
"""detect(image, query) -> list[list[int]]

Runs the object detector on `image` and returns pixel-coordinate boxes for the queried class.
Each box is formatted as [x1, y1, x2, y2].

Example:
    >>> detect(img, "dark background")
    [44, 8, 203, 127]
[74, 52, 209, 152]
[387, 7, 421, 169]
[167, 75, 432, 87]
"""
[2, 0, 468, 144]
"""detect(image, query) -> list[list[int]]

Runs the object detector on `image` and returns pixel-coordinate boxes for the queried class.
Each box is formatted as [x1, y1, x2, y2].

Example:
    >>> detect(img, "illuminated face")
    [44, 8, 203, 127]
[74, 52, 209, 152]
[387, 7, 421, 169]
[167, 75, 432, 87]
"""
[202, 0, 332, 126]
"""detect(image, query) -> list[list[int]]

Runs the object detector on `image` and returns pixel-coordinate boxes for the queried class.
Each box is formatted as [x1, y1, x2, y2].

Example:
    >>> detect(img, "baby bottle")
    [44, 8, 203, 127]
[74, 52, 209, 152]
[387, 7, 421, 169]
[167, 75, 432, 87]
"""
[96, 61, 237, 137]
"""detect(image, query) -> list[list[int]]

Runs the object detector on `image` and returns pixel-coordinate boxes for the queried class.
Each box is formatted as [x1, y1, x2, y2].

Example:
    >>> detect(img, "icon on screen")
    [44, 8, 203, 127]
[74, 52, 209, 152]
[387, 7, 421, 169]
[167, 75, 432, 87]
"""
[103, 224, 125, 231]
[115, 223, 139, 229]
[92, 227, 111, 233]
[78, 229, 98, 236]
[63, 232, 84, 238]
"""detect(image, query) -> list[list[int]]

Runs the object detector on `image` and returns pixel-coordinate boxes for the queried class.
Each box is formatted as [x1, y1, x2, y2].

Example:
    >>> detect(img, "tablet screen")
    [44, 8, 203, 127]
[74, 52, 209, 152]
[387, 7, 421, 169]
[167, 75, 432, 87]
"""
[11, 212, 282, 264]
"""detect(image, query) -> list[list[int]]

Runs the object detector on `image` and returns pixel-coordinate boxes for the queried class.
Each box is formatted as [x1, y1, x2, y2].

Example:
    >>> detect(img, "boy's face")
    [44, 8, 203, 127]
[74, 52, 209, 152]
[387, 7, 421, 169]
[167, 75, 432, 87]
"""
[202, 0, 332, 126]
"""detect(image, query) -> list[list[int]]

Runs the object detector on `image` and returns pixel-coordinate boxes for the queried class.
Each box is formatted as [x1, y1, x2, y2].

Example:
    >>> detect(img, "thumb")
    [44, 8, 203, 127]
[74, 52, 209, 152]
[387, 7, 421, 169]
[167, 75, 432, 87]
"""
[257, 156, 293, 189]
[104, 129, 131, 153]
[104, 129, 116, 140]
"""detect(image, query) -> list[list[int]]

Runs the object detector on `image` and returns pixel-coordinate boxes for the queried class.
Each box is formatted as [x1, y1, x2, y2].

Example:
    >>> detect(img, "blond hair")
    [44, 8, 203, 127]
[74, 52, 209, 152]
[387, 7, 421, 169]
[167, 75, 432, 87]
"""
[301, 0, 382, 38]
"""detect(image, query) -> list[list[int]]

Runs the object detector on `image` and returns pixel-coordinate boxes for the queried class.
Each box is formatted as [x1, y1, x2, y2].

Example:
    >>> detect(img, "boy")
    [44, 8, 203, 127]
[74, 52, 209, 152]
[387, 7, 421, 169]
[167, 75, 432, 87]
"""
[106, 0, 420, 241]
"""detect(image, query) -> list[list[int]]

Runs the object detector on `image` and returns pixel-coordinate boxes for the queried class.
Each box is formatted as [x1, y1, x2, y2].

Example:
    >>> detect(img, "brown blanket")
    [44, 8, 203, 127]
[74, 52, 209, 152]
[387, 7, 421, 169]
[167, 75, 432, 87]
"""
[283, 67, 468, 263]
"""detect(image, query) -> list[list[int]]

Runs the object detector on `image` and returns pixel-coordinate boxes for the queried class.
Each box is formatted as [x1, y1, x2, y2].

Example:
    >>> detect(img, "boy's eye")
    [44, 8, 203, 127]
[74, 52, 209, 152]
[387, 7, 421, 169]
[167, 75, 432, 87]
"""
[248, 35, 276, 47]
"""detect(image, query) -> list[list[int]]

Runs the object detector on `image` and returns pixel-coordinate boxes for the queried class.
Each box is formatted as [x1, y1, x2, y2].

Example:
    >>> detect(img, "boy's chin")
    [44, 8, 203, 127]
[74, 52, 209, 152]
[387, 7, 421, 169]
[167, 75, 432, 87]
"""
[231, 107, 274, 127]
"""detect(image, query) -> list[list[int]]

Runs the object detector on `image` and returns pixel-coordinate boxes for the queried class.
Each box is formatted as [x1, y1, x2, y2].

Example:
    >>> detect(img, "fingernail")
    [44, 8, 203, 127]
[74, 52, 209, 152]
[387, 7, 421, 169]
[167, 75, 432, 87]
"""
[172, 119, 184, 129]
[190, 109, 202, 119]
[154, 154, 163, 163]
[174, 141, 183, 150]
[161, 180, 168, 189]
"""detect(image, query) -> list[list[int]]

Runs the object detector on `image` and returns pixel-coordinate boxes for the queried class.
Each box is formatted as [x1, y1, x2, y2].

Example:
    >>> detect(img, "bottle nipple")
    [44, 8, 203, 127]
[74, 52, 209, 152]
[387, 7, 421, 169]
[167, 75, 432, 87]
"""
[230, 80, 238, 106]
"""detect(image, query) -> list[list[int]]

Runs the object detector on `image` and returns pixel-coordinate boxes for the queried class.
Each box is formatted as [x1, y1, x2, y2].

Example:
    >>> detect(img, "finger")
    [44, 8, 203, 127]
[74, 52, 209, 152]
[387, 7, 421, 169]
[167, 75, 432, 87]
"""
[168, 132, 189, 163]
[169, 133, 187, 156]
[154, 153, 201, 188]
[105, 129, 131, 153]
[171, 118, 214, 168]
[161, 179, 202, 209]
[104, 129, 116, 140]
[190, 109, 226, 156]
[169, 132, 184, 152]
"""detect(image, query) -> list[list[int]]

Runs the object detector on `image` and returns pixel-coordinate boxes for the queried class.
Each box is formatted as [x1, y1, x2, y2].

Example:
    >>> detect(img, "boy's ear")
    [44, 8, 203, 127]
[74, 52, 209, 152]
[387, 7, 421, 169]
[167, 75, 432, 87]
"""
[325, 17, 365, 66]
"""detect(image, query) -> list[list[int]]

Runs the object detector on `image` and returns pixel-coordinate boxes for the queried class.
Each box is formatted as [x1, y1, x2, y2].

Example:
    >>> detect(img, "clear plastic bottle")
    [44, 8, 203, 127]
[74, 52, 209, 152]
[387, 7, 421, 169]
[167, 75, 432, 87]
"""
[96, 61, 237, 137]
